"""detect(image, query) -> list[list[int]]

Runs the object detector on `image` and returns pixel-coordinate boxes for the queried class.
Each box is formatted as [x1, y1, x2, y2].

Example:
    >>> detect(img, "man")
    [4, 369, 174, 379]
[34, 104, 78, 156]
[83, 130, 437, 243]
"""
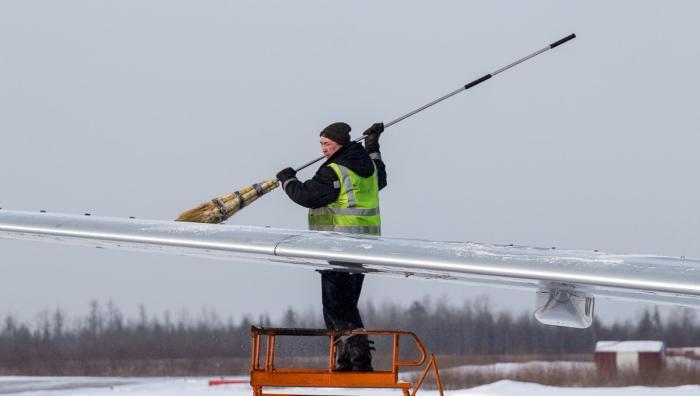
[276, 121, 386, 372]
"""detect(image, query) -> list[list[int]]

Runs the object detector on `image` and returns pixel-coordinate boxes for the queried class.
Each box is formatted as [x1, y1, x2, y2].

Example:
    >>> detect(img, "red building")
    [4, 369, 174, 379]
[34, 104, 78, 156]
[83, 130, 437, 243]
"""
[594, 341, 665, 377]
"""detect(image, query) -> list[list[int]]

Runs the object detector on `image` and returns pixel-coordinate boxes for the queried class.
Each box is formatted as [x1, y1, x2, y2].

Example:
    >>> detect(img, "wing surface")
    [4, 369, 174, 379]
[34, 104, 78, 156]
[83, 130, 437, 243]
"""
[1, 209, 699, 327]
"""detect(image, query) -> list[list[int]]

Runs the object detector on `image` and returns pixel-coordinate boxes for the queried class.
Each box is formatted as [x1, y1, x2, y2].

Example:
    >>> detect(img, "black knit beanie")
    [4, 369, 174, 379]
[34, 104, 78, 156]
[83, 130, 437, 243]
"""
[320, 122, 351, 145]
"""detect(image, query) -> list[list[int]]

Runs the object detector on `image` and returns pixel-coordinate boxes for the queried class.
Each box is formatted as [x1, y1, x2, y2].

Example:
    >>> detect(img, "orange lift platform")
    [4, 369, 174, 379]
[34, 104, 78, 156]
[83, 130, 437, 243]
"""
[248, 326, 444, 396]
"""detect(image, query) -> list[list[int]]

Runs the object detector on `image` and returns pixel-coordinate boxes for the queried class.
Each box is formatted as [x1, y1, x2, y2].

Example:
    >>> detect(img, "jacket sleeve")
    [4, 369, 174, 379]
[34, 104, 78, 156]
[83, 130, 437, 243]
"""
[374, 158, 387, 191]
[282, 166, 340, 209]
[365, 144, 387, 191]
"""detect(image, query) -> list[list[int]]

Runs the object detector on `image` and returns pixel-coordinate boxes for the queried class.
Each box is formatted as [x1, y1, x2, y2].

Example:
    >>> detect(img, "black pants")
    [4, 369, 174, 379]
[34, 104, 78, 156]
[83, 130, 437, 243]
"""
[320, 271, 365, 330]
[320, 270, 373, 371]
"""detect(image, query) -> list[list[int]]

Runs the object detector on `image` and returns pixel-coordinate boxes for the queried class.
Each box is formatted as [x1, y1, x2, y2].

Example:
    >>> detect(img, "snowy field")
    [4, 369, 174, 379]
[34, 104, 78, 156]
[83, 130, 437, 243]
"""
[1, 358, 699, 395]
[1, 376, 699, 396]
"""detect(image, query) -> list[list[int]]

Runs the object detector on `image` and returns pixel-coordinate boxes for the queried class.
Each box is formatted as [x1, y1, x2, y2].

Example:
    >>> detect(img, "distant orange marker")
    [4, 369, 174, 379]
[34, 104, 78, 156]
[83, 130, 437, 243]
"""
[209, 379, 249, 386]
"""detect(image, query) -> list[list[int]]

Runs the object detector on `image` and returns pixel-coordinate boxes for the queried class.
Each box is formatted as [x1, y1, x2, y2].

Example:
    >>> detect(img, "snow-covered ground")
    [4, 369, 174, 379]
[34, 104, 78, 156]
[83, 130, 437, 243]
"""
[1, 358, 698, 396]
[436, 360, 595, 376]
[1, 376, 699, 396]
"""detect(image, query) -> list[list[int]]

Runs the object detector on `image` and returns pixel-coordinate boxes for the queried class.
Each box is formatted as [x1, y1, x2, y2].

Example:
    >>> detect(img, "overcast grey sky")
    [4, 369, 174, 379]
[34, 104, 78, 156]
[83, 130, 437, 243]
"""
[2, 0, 700, 326]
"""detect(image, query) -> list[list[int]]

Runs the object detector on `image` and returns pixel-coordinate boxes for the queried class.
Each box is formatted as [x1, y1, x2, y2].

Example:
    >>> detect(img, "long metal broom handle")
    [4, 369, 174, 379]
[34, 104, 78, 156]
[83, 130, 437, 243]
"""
[294, 33, 576, 172]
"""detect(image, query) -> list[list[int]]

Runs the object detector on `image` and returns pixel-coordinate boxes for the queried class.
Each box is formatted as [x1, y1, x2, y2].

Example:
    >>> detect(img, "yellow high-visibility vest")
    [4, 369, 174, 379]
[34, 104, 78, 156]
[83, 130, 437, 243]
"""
[308, 163, 381, 235]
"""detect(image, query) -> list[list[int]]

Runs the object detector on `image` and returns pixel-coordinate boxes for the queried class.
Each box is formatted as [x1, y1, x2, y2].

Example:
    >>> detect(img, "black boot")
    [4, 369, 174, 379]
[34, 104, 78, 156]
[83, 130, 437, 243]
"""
[334, 338, 352, 371]
[347, 334, 373, 372]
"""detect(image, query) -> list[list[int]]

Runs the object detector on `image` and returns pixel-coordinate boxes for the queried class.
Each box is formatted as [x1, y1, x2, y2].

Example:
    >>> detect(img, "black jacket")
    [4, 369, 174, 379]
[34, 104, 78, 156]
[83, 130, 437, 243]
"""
[283, 142, 387, 209]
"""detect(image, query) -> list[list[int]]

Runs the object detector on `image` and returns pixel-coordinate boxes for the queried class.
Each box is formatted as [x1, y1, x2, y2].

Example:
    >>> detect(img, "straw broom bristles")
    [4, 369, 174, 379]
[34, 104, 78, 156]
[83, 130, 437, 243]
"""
[176, 178, 280, 224]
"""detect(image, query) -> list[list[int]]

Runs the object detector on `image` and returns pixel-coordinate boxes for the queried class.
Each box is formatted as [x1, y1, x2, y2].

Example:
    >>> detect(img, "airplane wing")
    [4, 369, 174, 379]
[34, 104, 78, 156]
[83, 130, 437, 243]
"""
[1, 209, 699, 328]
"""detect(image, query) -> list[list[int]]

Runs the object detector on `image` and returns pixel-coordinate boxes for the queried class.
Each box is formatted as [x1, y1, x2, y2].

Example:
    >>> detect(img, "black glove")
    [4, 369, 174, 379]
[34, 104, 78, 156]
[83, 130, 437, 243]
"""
[276, 167, 297, 183]
[363, 122, 384, 154]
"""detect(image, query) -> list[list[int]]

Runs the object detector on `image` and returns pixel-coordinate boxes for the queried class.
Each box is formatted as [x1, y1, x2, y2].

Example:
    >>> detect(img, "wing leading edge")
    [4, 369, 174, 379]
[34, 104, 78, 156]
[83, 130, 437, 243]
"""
[1, 209, 699, 328]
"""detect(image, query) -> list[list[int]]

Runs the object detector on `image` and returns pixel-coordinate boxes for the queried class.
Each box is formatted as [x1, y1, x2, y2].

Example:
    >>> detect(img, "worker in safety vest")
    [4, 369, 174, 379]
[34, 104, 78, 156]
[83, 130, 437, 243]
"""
[276, 121, 386, 372]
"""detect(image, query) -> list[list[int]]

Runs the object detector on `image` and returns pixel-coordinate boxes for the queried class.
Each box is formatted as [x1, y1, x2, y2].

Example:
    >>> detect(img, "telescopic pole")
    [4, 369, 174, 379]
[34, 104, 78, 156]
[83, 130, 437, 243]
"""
[294, 33, 576, 172]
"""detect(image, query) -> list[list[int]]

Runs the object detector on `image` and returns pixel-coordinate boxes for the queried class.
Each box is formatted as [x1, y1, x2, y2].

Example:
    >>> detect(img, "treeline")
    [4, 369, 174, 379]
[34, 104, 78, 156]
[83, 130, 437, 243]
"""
[362, 297, 700, 355]
[0, 298, 698, 375]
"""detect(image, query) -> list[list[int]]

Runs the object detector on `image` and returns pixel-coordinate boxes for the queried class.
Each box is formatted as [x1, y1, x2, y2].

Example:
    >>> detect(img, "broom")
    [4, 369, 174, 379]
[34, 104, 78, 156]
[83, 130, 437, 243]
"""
[176, 34, 576, 224]
[176, 178, 279, 223]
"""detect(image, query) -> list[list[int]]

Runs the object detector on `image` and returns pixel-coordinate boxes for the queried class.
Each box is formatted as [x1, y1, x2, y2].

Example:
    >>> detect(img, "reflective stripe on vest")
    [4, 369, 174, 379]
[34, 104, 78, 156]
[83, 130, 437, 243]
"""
[308, 163, 381, 235]
[309, 225, 382, 234]
[308, 207, 380, 216]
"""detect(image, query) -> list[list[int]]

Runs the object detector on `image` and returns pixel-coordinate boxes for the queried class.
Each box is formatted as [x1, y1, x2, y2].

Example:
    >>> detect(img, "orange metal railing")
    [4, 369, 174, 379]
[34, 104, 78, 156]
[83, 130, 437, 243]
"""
[249, 326, 444, 396]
